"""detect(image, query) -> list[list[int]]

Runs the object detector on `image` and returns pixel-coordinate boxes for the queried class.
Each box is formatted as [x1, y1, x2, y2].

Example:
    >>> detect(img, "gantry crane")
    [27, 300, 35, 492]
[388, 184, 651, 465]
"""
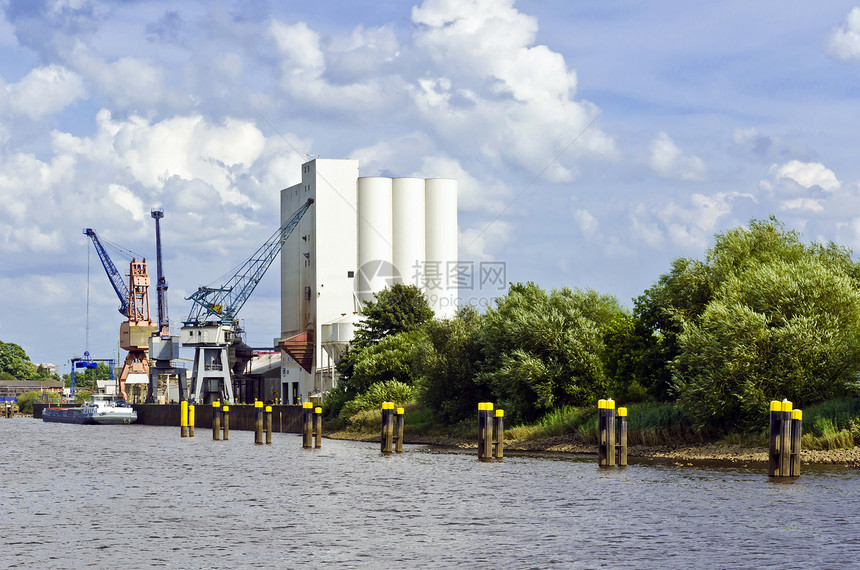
[181, 198, 313, 404]
[83, 229, 157, 400]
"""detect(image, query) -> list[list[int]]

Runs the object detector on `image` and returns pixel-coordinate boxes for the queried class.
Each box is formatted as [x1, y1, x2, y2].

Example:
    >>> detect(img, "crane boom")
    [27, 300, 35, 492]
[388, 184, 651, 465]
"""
[83, 228, 130, 317]
[184, 198, 313, 326]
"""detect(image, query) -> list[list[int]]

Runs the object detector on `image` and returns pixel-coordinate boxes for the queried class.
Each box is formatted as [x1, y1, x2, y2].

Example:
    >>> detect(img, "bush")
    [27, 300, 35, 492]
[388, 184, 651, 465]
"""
[339, 380, 416, 426]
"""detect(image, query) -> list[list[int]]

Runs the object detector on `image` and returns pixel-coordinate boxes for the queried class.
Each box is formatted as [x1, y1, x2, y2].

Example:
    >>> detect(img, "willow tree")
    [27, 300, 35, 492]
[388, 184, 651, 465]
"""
[669, 218, 860, 429]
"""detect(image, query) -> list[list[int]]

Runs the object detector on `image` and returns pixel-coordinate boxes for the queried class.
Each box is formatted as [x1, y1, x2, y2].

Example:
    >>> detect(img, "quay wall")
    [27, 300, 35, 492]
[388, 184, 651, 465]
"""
[133, 404, 304, 433]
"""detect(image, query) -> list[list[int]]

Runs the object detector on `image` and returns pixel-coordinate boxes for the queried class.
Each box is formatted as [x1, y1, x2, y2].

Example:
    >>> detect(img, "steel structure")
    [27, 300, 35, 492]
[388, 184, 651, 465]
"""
[83, 229, 130, 317]
[182, 198, 314, 404]
[83, 229, 156, 400]
[147, 209, 181, 403]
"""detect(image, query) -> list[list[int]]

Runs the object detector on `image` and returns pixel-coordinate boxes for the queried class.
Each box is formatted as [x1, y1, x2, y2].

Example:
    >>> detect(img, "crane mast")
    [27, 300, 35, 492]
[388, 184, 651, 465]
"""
[147, 209, 180, 403]
[182, 199, 313, 404]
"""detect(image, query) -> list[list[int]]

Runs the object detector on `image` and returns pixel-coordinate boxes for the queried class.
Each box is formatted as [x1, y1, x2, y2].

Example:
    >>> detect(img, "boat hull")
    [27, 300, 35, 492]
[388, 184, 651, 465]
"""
[42, 407, 137, 425]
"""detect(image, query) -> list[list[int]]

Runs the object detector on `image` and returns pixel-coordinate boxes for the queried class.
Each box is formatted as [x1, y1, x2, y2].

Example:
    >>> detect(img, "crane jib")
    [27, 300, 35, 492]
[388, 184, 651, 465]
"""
[183, 198, 314, 326]
[83, 228, 130, 317]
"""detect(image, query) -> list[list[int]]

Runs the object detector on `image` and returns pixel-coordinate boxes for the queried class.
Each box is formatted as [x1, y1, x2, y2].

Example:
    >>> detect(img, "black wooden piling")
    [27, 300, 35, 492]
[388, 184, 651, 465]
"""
[493, 409, 504, 460]
[212, 401, 221, 441]
[769, 400, 802, 478]
[790, 409, 802, 477]
[188, 404, 195, 438]
[478, 403, 493, 461]
[302, 402, 313, 448]
[617, 407, 628, 467]
[381, 402, 394, 454]
[265, 406, 272, 445]
[768, 400, 781, 477]
[779, 401, 792, 477]
[222, 405, 230, 440]
[254, 401, 263, 445]
[394, 407, 405, 453]
[598, 399, 617, 467]
[314, 407, 322, 448]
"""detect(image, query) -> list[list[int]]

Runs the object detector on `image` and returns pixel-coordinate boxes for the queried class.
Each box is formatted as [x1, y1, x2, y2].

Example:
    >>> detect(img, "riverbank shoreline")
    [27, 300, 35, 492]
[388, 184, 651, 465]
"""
[327, 431, 860, 467]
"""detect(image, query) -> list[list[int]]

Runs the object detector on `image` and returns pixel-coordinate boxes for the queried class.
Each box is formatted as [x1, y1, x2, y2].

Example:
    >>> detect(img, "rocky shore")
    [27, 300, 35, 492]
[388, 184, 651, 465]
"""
[327, 431, 860, 468]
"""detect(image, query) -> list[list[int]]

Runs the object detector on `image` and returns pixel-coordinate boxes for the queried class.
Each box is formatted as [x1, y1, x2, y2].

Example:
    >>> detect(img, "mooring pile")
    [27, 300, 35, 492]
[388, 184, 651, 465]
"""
[769, 400, 802, 478]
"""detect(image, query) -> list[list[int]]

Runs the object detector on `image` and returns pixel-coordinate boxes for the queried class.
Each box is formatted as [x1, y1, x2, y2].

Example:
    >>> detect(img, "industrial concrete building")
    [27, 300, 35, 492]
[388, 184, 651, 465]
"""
[276, 159, 458, 404]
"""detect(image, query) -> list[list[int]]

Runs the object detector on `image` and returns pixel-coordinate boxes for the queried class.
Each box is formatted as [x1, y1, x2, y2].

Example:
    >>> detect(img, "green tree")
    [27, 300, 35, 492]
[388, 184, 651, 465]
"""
[338, 284, 433, 392]
[674, 255, 860, 429]
[637, 217, 860, 429]
[477, 283, 621, 424]
[347, 330, 424, 394]
[416, 306, 492, 423]
[0, 341, 39, 380]
[71, 362, 111, 390]
[353, 284, 434, 347]
[630, 257, 712, 400]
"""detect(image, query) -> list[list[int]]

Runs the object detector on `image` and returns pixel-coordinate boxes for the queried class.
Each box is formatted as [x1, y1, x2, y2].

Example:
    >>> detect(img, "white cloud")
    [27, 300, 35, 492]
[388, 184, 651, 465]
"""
[628, 192, 754, 250]
[459, 220, 511, 262]
[760, 160, 840, 192]
[409, 0, 615, 179]
[778, 197, 824, 212]
[659, 192, 752, 248]
[573, 208, 598, 236]
[6, 64, 86, 119]
[70, 46, 165, 110]
[412, 155, 510, 214]
[268, 19, 389, 111]
[647, 131, 706, 181]
[826, 7, 860, 62]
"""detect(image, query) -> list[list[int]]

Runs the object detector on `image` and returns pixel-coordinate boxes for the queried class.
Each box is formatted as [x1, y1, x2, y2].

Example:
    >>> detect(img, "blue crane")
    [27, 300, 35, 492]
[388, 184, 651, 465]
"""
[83, 228, 130, 317]
[183, 198, 314, 327]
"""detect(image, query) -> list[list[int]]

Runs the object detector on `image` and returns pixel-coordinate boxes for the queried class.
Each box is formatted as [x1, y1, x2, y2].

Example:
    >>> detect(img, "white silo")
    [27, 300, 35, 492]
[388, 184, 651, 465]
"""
[357, 177, 394, 307]
[392, 177, 426, 288]
[424, 178, 458, 317]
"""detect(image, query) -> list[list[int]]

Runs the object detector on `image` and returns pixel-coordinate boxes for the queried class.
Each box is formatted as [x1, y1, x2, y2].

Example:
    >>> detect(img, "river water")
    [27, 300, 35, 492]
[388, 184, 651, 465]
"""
[1, 418, 858, 569]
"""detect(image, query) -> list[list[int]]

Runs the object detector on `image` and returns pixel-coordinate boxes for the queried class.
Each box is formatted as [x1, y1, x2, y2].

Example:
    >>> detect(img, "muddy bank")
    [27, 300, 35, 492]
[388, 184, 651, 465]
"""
[326, 431, 860, 468]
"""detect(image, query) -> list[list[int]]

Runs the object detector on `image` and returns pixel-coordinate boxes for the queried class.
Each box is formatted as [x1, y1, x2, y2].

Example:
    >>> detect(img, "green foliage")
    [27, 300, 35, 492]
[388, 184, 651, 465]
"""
[321, 386, 351, 420]
[673, 226, 860, 430]
[75, 390, 93, 404]
[0, 341, 39, 380]
[339, 380, 416, 428]
[631, 257, 712, 400]
[338, 285, 433, 393]
[416, 306, 492, 423]
[477, 283, 621, 424]
[347, 330, 424, 394]
[14, 390, 45, 414]
[353, 284, 434, 348]
[71, 363, 111, 390]
[630, 217, 860, 430]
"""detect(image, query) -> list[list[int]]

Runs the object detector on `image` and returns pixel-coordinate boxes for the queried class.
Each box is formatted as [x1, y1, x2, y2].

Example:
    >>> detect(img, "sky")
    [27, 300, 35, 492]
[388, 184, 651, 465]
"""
[4, 0, 860, 373]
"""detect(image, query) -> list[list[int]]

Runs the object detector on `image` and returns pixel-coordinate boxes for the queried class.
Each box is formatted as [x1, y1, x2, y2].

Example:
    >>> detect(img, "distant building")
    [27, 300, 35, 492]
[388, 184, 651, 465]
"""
[0, 380, 64, 400]
[277, 158, 458, 405]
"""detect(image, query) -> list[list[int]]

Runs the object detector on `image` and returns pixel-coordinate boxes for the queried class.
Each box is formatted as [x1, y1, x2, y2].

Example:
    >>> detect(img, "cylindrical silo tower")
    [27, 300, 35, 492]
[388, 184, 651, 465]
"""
[392, 177, 426, 288]
[424, 178, 458, 317]
[357, 177, 394, 306]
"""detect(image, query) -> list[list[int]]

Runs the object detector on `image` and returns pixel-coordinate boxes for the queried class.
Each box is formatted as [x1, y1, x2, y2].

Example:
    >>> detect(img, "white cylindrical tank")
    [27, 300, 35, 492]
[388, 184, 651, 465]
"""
[424, 178, 458, 317]
[357, 177, 393, 306]
[392, 177, 426, 288]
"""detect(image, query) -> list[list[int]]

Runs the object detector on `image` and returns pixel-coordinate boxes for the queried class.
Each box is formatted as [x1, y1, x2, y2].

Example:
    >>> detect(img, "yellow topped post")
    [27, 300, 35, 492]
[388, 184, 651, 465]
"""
[180, 400, 188, 438]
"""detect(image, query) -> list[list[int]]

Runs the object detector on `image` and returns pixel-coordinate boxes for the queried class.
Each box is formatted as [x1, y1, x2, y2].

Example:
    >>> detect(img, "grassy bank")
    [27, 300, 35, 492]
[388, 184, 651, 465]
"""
[328, 398, 860, 451]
